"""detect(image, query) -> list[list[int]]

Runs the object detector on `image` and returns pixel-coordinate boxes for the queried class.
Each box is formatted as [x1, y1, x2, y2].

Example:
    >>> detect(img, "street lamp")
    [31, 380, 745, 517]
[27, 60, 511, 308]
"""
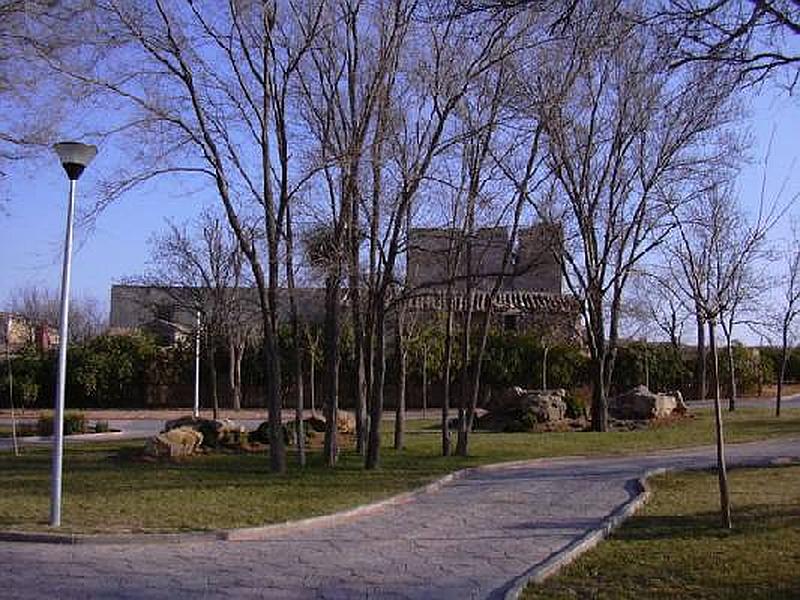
[50, 141, 97, 528]
[194, 310, 201, 418]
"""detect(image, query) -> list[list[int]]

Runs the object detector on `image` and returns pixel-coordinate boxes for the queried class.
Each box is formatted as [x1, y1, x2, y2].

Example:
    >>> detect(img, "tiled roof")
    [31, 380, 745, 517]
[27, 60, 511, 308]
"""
[404, 290, 580, 313]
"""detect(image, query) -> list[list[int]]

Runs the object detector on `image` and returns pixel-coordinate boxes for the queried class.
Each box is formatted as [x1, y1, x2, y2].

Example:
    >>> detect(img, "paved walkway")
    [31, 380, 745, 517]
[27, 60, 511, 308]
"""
[1, 437, 799, 599]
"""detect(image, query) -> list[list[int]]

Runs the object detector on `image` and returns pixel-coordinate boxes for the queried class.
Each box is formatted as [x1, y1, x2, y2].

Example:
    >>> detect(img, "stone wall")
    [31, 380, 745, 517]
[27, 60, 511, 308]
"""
[406, 222, 562, 294]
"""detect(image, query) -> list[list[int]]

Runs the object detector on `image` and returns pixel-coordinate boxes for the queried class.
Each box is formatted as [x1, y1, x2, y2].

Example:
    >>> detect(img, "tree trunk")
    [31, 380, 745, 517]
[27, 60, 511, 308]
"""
[323, 277, 340, 467]
[349, 191, 368, 457]
[263, 316, 286, 473]
[777, 335, 788, 417]
[207, 343, 219, 421]
[310, 345, 316, 415]
[441, 296, 454, 456]
[542, 345, 549, 390]
[366, 298, 386, 469]
[293, 336, 306, 467]
[694, 311, 707, 401]
[286, 201, 305, 467]
[233, 343, 243, 411]
[725, 332, 737, 412]
[228, 340, 238, 411]
[590, 354, 608, 432]
[355, 342, 368, 455]
[394, 317, 407, 451]
[456, 289, 473, 456]
[422, 344, 428, 419]
[708, 318, 732, 529]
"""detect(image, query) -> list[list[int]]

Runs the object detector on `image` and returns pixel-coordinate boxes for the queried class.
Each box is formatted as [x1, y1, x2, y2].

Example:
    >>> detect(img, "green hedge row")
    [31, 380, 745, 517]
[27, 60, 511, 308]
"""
[0, 330, 793, 409]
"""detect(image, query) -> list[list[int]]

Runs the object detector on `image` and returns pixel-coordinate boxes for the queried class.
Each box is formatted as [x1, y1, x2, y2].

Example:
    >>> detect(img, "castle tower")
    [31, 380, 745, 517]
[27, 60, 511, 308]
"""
[512, 223, 562, 293]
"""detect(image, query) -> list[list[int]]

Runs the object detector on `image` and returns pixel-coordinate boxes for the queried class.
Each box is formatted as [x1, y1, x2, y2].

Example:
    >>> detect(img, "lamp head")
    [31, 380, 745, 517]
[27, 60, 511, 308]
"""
[53, 142, 97, 180]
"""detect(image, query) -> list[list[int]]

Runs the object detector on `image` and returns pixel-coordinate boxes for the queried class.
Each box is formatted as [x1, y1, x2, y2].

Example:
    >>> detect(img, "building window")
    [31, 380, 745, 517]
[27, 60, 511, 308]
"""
[503, 314, 518, 333]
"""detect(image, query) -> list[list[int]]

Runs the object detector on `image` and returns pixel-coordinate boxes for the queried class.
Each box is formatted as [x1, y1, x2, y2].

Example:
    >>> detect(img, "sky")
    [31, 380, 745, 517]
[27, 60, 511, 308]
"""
[1, 84, 799, 333]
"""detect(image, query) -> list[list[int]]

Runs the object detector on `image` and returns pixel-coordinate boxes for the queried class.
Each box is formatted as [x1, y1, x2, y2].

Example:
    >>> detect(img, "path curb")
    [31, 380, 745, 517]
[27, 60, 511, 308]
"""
[502, 467, 663, 600]
[502, 454, 800, 599]
[0, 452, 593, 545]
[1, 450, 796, 547]
[0, 454, 588, 545]
[0, 464, 478, 545]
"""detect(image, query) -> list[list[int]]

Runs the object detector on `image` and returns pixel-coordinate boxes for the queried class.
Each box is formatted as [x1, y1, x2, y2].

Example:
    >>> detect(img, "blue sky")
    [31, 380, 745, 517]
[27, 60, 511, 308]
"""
[1, 85, 798, 329]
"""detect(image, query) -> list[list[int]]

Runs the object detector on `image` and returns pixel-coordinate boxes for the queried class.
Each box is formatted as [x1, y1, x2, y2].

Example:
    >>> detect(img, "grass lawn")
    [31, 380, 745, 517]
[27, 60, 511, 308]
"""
[0, 406, 798, 534]
[0, 422, 38, 438]
[522, 465, 800, 599]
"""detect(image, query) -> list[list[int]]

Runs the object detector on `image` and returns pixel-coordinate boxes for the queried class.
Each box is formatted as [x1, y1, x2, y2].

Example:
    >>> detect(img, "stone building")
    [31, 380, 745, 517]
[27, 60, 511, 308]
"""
[109, 285, 331, 344]
[110, 222, 581, 345]
[405, 223, 581, 342]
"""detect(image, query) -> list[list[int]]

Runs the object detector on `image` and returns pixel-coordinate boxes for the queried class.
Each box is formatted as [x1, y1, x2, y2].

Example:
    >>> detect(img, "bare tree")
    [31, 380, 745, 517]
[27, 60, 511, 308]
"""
[626, 271, 689, 351]
[29, 1, 340, 472]
[294, 0, 413, 463]
[718, 253, 767, 411]
[522, 1, 739, 431]
[141, 211, 253, 419]
[452, 0, 800, 88]
[774, 235, 800, 417]
[667, 183, 778, 529]
[661, 0, 800, 87]
[6, 285, 105, 344]
[0, 0, 76, 203]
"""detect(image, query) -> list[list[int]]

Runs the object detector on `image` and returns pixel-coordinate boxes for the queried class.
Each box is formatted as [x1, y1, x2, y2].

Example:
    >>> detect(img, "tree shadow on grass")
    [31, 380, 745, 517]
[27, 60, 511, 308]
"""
[613, 505, 800, 542]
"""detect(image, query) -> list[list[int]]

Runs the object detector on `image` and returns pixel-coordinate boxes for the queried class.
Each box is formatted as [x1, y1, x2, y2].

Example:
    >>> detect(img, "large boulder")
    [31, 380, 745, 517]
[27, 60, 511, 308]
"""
[144, 426, 204, 458]
[250, 421, 291, 446]
[336, 411, 357, 435]
[608, 385, 681, 420]
[164, 416, 246, 447]
[478, 387, 568, 432]
[301, 411, 356, 434]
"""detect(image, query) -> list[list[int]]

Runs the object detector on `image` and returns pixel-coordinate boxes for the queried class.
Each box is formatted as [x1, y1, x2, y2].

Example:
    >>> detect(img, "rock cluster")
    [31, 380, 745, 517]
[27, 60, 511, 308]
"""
[163, 416, 247, 447]
[256, 410, 357, 446]
[608, 385, 687, 420]
[144, 426, 204, 458]
[477, 387, 569, 432]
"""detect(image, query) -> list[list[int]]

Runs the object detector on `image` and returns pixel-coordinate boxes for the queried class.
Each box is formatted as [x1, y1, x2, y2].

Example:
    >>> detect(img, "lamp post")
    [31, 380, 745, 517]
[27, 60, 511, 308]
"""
[51, 141, 97, 528]
[194, 310, 201, 418]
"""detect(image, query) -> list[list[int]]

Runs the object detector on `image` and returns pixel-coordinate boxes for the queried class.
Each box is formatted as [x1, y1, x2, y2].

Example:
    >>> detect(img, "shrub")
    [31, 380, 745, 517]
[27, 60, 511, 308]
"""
[68, 333, 158, 407]
[94, 420, 110, 433]
[37, 412, 87, 436]
[611, 343, 692, 395]
[563, 390, 588, 419]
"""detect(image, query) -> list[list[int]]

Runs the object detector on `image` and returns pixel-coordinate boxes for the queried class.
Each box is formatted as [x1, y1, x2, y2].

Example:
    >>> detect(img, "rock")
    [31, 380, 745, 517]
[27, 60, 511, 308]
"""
[336, 411, 357, 435]
[300, 411, 356, 435]
[215, 418, 247, 446]
[285, 419, 317, 446]
[164, 416, 246, 447]
[608, 385, 679, 420]
[250, 421, 290, 446]
[305, 416, 327, 433]
[144, 426, 203, 458]
[478, 387, 568, 432]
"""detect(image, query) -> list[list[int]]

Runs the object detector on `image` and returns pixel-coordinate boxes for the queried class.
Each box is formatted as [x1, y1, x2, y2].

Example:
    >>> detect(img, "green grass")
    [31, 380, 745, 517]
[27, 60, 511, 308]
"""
[522, 465, 800, 599]
[0, 406, 798, 534]
[0, 422, 38, 437]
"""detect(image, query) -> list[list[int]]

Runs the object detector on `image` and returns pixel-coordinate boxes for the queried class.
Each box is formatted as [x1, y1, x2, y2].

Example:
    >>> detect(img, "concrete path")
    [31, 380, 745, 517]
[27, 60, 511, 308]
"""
[1, 437, 798, 599]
